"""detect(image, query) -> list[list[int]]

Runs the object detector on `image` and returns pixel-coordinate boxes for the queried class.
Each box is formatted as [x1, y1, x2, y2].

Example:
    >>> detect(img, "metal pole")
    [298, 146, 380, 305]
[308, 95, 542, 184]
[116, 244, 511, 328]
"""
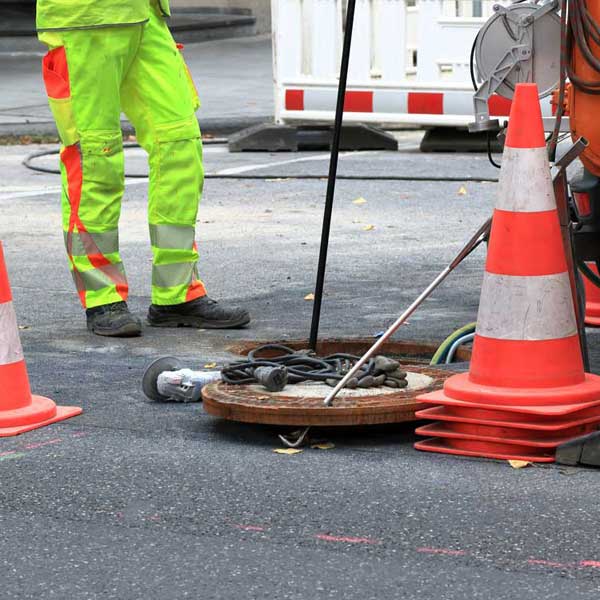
[308, 0, 357, 350]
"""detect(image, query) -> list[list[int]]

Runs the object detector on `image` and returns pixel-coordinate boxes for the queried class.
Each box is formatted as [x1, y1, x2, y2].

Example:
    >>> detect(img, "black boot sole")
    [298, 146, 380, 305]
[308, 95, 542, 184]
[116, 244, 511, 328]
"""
[147, 313, 250, 330]
[87, 322, 143, 337]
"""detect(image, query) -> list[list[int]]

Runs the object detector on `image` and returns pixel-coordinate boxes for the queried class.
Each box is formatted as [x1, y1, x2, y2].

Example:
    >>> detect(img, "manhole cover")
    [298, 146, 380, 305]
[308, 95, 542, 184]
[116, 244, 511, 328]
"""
[202, 365, 454, 426]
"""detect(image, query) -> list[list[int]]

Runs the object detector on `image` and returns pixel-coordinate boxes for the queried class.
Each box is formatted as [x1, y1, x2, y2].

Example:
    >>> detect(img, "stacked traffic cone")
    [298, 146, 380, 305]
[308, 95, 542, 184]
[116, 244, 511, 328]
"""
[0, 242, 81, 436]
[582, 263, 600, 327]
[414, 83, 600, 463]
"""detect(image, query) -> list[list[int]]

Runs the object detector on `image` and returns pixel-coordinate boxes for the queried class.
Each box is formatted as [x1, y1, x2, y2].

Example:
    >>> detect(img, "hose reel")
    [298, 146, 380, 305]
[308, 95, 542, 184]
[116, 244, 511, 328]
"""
[469, 0, 562, 133]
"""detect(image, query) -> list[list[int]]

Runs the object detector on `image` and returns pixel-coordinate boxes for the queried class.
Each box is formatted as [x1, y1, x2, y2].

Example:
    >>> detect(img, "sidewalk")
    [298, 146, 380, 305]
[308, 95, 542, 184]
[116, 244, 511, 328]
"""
[0, 34, 274, 138]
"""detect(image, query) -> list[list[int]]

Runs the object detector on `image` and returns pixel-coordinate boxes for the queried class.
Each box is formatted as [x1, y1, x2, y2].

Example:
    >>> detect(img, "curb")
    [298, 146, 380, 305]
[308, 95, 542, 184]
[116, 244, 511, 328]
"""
[0, 115, 274, 141]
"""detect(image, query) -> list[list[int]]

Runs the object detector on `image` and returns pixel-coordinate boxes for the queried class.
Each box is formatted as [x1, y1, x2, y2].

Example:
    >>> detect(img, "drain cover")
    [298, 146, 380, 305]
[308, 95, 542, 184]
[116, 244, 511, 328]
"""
[202, 365, 454, 426]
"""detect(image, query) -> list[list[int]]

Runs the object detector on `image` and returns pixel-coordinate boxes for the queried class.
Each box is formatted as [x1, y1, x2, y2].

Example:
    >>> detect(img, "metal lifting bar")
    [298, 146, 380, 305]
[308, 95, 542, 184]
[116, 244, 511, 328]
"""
[308, 0, 357, 351]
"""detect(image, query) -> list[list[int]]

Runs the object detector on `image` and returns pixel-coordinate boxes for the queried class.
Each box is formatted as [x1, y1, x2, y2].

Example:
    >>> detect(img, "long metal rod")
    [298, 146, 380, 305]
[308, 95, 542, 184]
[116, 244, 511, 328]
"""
[308, 0, 357, 350]
[279, 217, 491, 448]
[321, 217, 492, 407]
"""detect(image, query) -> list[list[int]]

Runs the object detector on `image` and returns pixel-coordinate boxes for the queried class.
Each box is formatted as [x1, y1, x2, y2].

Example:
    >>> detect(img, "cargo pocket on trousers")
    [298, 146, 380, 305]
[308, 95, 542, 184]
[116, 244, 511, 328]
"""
[42, 47, 79, 146]
[80, 131, 124, 186]
[176, 44, 201, 111]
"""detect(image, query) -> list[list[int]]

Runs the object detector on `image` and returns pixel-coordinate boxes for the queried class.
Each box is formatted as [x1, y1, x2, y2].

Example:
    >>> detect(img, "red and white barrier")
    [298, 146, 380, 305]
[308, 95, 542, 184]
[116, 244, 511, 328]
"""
[271, 0, 555, 128]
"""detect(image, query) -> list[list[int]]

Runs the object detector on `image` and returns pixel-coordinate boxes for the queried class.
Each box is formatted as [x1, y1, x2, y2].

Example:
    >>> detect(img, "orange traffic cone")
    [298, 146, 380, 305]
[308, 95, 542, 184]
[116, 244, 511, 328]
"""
[582, 263, 600, 327]
[414, 83, 600, 463]
[0, 242, 81, 436]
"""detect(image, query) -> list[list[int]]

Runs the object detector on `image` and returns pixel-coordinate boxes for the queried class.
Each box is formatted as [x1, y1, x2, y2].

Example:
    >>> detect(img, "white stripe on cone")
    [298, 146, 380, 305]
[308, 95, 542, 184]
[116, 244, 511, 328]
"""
[476, 272, 577, 341]
[0, 302, 24, 366]
[496, 147, 556, 213]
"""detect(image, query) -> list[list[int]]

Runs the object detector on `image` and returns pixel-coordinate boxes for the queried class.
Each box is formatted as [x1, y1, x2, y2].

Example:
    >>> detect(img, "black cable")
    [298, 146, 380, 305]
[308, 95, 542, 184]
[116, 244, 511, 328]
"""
[578, 259, 600, 288]
[469, 31, 480, 91]
[221, 344, 407, 388]
[22, 147, 500, 183]
[487, 132, 501, 169]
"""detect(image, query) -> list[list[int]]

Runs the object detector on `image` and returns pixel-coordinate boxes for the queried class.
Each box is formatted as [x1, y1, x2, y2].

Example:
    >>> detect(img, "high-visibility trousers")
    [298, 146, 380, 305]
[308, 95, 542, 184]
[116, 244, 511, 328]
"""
[39, 3, 206, 309]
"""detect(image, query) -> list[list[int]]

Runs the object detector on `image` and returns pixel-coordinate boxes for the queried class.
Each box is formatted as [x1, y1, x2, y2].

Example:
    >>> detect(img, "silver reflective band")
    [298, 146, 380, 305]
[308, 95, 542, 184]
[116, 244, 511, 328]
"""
[496, 146, 556, 213]
[65, 229, 119, 257]
[73, 263, 126, 292]
[149, 224, 196, 250]
[0, 302, 24, 366]
[477, 271, 577, 341]
[153, 262, 195, 288]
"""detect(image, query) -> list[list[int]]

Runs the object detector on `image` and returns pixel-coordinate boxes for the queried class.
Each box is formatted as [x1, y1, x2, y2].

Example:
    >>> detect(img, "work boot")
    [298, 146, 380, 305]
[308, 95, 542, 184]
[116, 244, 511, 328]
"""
[86, 301, 142, 337]
[147, 296, 250, 329]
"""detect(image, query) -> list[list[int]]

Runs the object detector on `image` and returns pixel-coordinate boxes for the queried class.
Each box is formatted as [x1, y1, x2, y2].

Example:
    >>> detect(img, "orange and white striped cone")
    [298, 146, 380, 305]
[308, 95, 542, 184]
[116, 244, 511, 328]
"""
[414, 83, 600, 463]
[582, 263, 600, 327]
[0, 242, 81, 436]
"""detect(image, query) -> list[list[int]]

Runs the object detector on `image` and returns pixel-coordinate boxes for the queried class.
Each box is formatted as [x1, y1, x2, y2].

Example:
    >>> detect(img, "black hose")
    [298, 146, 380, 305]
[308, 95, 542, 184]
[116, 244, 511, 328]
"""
[22, 146, 500, 183]
[579, 259, 600, 288]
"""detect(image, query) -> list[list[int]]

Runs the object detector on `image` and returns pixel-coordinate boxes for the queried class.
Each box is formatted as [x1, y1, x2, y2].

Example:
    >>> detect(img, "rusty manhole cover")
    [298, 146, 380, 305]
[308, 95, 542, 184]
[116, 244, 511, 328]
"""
[203, 365, 455, 426]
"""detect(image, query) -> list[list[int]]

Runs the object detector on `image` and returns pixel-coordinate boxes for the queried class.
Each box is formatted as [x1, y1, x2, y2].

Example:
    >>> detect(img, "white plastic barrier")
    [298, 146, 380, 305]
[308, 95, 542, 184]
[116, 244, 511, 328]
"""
[271, 0, 555, 127]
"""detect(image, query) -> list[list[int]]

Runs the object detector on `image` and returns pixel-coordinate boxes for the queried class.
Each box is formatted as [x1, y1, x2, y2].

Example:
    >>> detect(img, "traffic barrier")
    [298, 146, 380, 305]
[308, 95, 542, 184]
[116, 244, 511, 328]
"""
[414, 83, 600, 463]
[582, 263, 600, 327]
[0, 242, 81, 436]
[271, 0, 555, 128]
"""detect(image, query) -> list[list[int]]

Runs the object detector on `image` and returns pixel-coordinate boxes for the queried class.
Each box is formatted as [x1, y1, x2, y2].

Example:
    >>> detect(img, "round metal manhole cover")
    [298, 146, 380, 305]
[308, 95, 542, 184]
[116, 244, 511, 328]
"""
[202, 365, 454, 426]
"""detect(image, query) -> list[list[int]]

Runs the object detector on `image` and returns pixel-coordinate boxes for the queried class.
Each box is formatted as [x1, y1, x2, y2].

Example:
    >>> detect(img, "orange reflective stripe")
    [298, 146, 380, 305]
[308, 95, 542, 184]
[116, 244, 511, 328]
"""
[60, 144, 128, 305]
[42, 47, 70, 99]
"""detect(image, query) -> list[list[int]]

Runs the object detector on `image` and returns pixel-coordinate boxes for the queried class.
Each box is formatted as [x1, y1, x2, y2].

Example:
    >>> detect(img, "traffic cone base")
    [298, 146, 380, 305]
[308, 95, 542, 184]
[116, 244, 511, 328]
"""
[416, 403, 600, 432]
[416, 421, 593, 449]
[0, 396, 82, 437]
[0, 241, 82, 436]
[415, 437, 556, 463]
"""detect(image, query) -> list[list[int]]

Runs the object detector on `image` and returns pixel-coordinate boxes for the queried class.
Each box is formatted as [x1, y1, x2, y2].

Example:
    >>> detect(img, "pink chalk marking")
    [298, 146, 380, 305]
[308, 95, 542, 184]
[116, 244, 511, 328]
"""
[580, 560, 600, 568]
[233, 524, 266, 532]
[315, 534, 381, 545]
[71, 432, 87, 438]
[24, 438, 62, 450]
[527, 559, 570, 568]
[0, 451, 15, 458]
[417, 547, 467, 557]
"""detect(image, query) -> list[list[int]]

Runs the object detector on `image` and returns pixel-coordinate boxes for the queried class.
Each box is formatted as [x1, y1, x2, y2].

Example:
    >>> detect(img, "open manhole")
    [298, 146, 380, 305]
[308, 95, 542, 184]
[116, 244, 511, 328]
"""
[202, 338, 470, 426]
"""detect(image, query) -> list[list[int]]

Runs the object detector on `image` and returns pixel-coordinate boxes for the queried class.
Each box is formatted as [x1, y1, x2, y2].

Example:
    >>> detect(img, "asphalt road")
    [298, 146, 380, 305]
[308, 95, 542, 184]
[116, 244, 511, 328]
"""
[1, 138, 600, 599]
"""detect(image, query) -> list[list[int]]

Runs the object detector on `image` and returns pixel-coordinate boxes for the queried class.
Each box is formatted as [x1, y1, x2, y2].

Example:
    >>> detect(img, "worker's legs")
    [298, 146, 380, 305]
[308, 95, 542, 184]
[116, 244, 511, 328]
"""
[40, 28, 140, 310]
[120, 6, 206, 307]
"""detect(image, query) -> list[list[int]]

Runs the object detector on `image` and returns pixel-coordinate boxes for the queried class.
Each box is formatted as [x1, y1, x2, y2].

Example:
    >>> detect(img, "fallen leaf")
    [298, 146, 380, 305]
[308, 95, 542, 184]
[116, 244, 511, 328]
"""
[18, 325, 30, 330]
[353, 197, 367, 205]
[273, 448, 304, 455]
[363, 224, 375, 231]
[304, 293, 315, 301]
[311, 442, 335, 450]
[204, 362, 217, 369]
[457, 186, 468, 196]
[508, 460, 531, 469]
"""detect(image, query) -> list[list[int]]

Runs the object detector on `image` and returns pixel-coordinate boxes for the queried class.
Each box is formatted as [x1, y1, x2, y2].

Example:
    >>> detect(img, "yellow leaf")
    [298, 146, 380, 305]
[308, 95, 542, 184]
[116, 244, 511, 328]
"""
[457, 186, 468, 196]
[204, 362, 217, 369]
[311, 442, 335, 450]
[304, 293, 315, 301]
[508, 460, 531, 469]
[363, 224, 375, 231]
[273, 448, 304, 455]
[353, 197, 367, 205]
